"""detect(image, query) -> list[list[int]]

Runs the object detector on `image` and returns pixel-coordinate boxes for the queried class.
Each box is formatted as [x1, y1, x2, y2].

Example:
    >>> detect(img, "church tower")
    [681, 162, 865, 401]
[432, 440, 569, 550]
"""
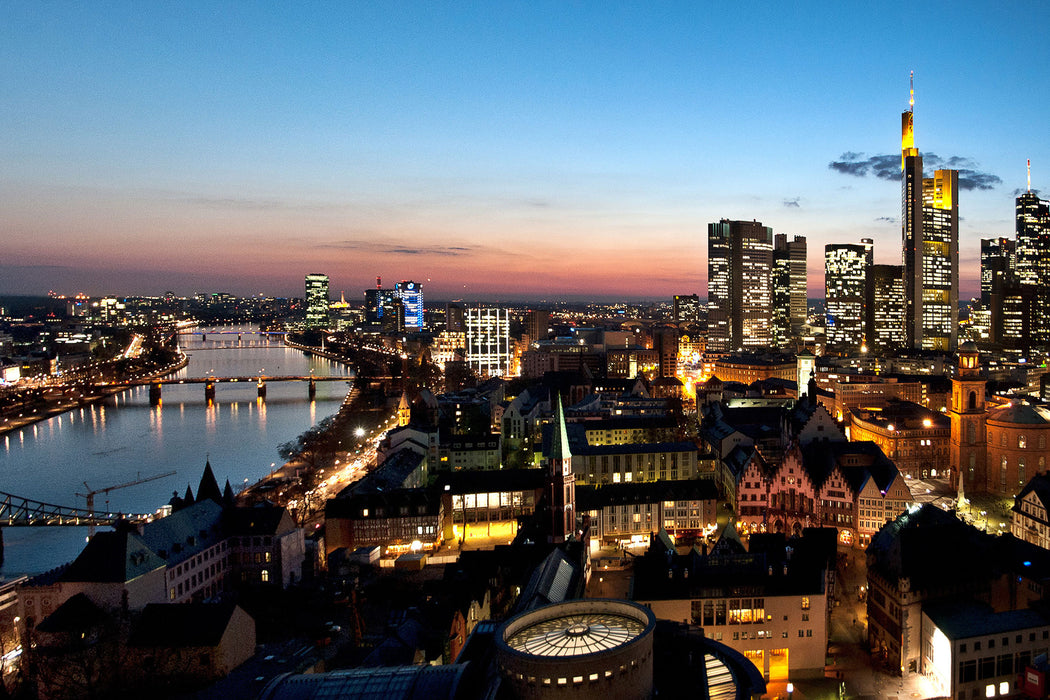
[949, 341, 987, 495]
[546, 394, 576, 544]
[397, 391, 412, 428]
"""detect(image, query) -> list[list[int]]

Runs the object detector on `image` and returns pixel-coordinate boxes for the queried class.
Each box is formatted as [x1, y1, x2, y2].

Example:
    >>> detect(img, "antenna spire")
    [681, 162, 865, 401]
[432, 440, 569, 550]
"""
[1028, 159, 1032, 193]
[909, 70, 914, 112]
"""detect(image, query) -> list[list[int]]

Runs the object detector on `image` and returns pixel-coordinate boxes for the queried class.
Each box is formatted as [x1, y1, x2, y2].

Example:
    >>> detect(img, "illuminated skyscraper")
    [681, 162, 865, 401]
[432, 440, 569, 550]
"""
[981, 237, 1015, 306]
[900, 74, 959, 351]
[673, 295, 700, 324]
[707, 219, 774, 353]
[304, 273, 330, 328]
[394, 280, 424, 331]
[466, 307, 511, 378]
[866, 264, 906, 352]
[824, 244, 867, 351]
[1015, 170, 1050, 346]
[773, 234, 807, 347]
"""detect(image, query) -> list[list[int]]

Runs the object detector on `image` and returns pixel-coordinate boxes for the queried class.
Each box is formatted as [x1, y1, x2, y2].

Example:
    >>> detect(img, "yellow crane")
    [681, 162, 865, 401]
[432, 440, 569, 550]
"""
[77, 470, 177, 535]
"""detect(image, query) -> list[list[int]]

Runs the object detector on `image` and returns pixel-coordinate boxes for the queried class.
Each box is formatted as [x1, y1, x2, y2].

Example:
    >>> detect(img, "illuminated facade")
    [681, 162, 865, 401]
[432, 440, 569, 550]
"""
[707, 219, 774, 353]
[866, 264, 905, 352]
[304, 273, 329, 328]
[949, 342, 987, 494]
[900, 78, 959, 351]
[1016, 189, 1050, 346]
[772, 234, 807, 348]
[673, 294, 700, 323]
[824, 244, 868, 351]
[466, 307, 511, 378]
[981, 237, 1015, 305]
[394, 280, 424, 331]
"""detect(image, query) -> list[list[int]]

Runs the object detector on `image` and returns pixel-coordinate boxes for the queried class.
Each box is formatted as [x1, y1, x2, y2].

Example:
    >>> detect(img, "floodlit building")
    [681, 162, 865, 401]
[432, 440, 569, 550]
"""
[825, 243, 869, 352]
[900, 76, 958, 351]
[395, 280, 424, 331]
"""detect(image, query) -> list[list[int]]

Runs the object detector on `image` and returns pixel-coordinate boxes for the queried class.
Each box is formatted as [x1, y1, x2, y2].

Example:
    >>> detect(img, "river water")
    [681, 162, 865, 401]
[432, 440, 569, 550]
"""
[0, 325, 351, 578]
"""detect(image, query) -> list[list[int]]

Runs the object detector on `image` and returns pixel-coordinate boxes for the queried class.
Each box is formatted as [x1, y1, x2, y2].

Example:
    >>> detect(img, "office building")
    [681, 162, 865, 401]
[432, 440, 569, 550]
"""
[981, 237, 1015, 306]
[445, 302, 465, 333]
[394, 280, 424, 331]
[304, 273, 329, 328]
[824, 243, 868, 352]
[772, 234, 807, 348]
[466, 307, 511, 378]
[900, 76, 959, 351]
[672, 294, 700, 324]
[866, 264, 906, 352]
[1015, 178, 1050, 346]
[707, 219, 774, 353]
[525, 309, 550, 342]
[651, 324, 678, 378]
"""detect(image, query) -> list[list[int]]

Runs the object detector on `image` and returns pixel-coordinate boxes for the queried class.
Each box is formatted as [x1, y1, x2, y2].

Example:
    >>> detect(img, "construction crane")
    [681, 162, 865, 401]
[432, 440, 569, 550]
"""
[76, 470, 177, 535]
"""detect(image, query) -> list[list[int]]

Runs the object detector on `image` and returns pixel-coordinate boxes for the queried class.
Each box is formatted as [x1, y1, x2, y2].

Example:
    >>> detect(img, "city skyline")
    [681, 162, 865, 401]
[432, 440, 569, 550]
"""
[3, 3, 1049, 301]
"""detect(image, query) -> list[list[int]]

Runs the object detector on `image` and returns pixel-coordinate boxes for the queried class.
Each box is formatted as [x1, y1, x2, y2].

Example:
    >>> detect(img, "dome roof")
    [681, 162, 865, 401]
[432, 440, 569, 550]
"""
[988, 402, 1050, 426]
[958, 341, 979, 354]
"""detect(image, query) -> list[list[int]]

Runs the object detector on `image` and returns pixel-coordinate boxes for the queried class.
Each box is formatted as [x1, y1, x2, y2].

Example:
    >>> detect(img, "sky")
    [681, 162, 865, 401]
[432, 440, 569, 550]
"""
[2, 2, 1049, 303]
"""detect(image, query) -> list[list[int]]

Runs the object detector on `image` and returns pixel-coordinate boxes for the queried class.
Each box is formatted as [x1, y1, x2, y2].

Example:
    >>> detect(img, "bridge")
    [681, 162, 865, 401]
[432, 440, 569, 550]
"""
[0, 490, 152, 527]
[54, 375, 354, 404]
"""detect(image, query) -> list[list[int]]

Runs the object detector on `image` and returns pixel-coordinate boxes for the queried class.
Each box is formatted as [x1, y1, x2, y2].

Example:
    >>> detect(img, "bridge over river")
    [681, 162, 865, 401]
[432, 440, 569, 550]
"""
[53, 375, 353, 403]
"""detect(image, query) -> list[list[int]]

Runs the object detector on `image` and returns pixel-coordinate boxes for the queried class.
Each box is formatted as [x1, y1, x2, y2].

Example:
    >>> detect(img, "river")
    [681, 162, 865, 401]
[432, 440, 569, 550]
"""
[0, 325, 351, 578]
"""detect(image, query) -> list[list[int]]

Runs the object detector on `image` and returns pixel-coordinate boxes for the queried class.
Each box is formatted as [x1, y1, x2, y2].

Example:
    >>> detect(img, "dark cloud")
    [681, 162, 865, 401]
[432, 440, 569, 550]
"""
[875, 216, 896, 224]
[828, 152, 1001, 191]
[783, 198, 800, 208]
[319, 240, 475, 257]
[1013, 188, 1042, 198]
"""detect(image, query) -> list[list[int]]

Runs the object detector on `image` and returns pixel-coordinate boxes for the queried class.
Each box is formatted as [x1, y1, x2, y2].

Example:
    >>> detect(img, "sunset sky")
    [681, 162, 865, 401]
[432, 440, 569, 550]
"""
[2, 2, 1048, 302]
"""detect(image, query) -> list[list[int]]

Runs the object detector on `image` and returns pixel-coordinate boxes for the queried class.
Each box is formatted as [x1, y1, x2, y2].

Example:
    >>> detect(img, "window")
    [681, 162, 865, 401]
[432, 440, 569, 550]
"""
[261, 569, 270, 583]
[1020, 435, 1027, 449]
[801, 597, 810, 610]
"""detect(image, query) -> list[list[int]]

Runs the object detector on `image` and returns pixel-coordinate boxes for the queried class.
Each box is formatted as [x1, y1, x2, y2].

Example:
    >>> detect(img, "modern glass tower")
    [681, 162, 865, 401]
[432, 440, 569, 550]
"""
[824, 244, 868, 352]
[304, 273, 330, 328]
[773, 234, 807, 348]
[707, 219, 774, 353]
[1016, 171, 1050, 346]
[901, 74, 959, 351]
[394, 280, 424, 331]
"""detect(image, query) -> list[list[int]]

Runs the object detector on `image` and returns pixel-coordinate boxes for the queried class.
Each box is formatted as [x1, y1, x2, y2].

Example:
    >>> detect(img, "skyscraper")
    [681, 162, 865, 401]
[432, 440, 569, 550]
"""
[772, 234, 807, 348]
[707, 219, 774, 353]
[673, 295, 700, 324]
[981, 237, 1015, 306]
[304, 273, 330, 328]
[825, 244, 868, 352]
[1015, 172, 1050, 346]
[394, 280, 424, 331]
[466, 307, 511, 378]
[900, 75, 959, 351]
[866, 264, 906, 352]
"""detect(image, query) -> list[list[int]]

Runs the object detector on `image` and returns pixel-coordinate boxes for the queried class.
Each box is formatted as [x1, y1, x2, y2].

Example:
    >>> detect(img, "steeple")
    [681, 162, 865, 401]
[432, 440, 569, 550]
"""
[549, 393, 572, 466]
[197, 459, 223, 504]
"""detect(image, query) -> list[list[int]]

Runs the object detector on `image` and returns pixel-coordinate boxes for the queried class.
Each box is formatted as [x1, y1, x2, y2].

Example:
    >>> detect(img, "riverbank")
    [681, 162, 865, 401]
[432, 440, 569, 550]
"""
[0, 351, 190, 438]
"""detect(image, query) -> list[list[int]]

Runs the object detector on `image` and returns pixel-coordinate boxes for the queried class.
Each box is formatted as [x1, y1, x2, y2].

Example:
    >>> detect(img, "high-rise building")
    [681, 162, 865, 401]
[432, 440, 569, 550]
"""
[772, 234, 807, 348]
[652, 325, 679, 379]
[707, 219, 774, 353]
[525, 309, 550, 343]
[381, 297, 405, 333]
[866, 265, 906, 353]
[824, 244, 868, 352]
[445, 303, 465, 333]
[981, 237, 1015, 306]
[304, 273, 330, 328]
[394, 280, 424, 331]
[672, 295, 700, 324]
[466, 307, 511, 378]
[1015, 178, 1050, 346]
[900, 75, 959, 351]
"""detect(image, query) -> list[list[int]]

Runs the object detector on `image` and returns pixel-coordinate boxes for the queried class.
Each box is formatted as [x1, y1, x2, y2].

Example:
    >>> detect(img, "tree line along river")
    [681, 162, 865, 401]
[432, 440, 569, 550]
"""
[0, 325, 352, 578]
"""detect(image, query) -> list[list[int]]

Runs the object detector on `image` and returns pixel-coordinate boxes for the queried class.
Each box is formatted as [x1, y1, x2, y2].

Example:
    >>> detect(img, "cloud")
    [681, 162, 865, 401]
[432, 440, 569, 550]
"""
[318, 240, 476, 257]
[1013, 188, 1042, 198]
[783, 197, 801, 208]
[875, 216, 896, 224]
[828, 152, 1002, 191]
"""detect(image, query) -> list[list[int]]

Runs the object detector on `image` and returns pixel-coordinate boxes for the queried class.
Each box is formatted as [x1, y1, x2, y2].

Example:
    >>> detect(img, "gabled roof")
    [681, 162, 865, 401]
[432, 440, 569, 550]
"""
[128, 602, 244, 648]
[798, 440, 899, 493]
[709, 521, 747, 557]
[224, 504, 296, 537]
[60, 529, 165, 584]
[36, 593, 109, 633]
[139, 498, 224, 564]
[1015, 474, 1050, 517]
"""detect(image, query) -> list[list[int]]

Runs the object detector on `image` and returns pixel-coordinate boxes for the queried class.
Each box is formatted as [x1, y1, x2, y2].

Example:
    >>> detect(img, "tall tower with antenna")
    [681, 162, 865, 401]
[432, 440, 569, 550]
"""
[900, 72, 959, 351]
[1016, 160, 1050, 345]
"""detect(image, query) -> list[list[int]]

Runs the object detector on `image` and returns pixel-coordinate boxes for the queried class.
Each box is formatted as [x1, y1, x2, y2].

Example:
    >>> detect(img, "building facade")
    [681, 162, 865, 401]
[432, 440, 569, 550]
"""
[304, 273, 329, 328]
[773, 233, 807, 348]
[708, 219, 774, 353]
[867, 264, 906, 353]
[825, 244, 869, 352]
[466, 307, 512, 378]
[394, 280, 424, 331]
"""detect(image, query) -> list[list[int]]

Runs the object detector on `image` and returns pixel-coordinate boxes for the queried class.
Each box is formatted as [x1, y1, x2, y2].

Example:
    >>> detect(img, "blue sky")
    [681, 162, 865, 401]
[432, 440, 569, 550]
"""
[2, 2, 1048, 301]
